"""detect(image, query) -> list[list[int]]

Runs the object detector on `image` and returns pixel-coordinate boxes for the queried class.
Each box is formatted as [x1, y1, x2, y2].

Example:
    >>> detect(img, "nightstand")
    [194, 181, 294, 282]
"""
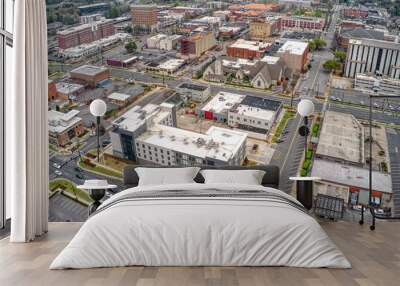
[289, 177, 321, 210]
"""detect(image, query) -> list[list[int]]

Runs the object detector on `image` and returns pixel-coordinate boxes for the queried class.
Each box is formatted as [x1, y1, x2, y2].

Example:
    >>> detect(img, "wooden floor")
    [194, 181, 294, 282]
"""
[0, 221, 399, 286]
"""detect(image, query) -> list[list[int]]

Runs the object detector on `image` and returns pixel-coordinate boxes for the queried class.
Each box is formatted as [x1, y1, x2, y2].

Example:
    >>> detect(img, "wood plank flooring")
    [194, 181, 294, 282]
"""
[0, 221, 399, 286]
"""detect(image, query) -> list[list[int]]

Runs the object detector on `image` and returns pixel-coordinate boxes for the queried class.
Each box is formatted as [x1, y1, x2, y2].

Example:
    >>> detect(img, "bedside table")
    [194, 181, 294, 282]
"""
[77, 180, 117, 215]
[289, 177, 321, 210]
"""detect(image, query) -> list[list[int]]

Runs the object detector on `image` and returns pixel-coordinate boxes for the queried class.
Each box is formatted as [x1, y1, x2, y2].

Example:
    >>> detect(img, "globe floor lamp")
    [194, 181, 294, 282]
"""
[297, 99, 315, 159]
[359, 81, 400, 230]
[90, 99, 107, 162]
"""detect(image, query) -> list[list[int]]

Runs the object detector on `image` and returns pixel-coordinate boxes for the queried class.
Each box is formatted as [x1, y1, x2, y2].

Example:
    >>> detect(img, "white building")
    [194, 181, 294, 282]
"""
[200, 92, 246, 122]
[146, 34, 167, 49]
[158, 59, 185, 74]
[176, 82, 211, 103]
[136, 125, 247, 166]
[354, 73, 400, 95]
[159, 35, 182, 51]
[110, 102, 247, 166]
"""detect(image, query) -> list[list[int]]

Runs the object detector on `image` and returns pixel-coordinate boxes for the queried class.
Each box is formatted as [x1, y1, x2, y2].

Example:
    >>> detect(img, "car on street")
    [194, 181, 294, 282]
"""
[53, 163, 61, 169]
[74, 167, 83, 172]
[76, 173, 84, 180]
[54, 170, 62, 176]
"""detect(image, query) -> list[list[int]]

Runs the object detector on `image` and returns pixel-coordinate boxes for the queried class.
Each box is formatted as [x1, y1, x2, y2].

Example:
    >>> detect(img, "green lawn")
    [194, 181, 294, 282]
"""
[79, 160, 123, 179]
[49, 179, 93, 206]
[272, 110, 295, 143]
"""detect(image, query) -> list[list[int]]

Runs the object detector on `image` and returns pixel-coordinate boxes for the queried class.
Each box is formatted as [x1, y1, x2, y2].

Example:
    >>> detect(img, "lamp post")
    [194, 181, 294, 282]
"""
[297, 99, 315, 159]
[90, 99, 107, 162]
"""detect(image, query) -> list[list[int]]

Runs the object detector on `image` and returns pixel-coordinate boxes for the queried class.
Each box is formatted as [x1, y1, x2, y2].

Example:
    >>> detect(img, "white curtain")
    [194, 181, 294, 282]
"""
[7, 0, 49, 242]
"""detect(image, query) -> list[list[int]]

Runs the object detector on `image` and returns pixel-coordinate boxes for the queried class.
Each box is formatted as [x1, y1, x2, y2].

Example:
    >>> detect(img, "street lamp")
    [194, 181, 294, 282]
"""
[90, 99, 107, 162]
[297, 99, 315, 159]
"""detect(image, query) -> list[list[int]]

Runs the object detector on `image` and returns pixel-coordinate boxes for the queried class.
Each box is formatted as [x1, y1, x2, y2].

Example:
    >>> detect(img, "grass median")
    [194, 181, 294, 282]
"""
[49, 179, 93, 206]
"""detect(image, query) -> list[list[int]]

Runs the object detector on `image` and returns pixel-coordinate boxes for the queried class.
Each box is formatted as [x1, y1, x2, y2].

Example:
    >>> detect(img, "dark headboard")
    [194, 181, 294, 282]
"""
[123, 165, 280, 189]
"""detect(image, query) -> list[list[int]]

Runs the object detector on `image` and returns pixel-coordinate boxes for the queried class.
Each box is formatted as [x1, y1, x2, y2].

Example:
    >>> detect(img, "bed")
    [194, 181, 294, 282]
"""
[50, 165, 351, 269]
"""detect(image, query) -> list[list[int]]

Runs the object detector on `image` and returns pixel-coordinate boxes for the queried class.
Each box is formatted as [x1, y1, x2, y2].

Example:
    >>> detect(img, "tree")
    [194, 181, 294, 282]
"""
[313, 38, 327, 50]
[323, 60, 341, 71]
[125, 41, 137, 53]
[308, 40, 316, 51]
[334, 50, 346, 62]
[124, 26, 133, 34]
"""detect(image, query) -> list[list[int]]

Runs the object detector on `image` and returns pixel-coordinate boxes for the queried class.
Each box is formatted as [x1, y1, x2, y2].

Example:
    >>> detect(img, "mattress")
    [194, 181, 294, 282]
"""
[50, 183, 351, 269]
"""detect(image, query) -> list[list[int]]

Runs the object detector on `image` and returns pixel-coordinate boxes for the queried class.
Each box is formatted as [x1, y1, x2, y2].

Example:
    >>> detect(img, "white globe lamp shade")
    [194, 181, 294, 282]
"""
[297, 99, 314, 117]
[90, 99, 107, 117]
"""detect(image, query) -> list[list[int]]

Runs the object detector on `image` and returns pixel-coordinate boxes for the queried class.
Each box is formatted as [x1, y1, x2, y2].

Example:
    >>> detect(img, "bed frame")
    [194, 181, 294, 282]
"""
[122, 165, 280, 189]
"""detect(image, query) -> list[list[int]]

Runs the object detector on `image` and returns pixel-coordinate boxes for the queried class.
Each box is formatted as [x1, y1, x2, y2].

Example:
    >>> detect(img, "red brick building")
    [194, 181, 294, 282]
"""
[281, 16, 325, 31]
[57, 19, 115, 49]
[226, 39, 270, 60]
[342, 6, 369, 18]
[70, 65, 110, 87]
[48, 80, 57, 101]
[132, 5, 158, 30]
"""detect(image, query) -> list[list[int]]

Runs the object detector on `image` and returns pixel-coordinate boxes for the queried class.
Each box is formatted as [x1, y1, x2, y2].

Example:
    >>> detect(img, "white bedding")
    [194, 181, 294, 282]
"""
[50, 183, 351, 269]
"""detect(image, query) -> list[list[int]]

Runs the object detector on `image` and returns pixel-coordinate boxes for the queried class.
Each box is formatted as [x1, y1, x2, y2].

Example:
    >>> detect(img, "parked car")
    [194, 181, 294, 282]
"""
[74, 167, 83, 173]
[75, 173, 84, 180]
[54, 170, 62, 176]
[53, 163, 61, 169]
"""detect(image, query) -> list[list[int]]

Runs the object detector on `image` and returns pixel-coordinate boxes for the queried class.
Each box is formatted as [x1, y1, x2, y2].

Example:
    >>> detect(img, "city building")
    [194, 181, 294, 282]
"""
[278, 0, 313, 7]
[146, 34, 167, 49]
[218, 25, 243, 39]
[228, 96, 282, 139]
[354, 74, 400, 95]
[48, 110, 84, 147]
[146, 59, 185, 75]
[108, 92, 137, 107]
[48, 80, 57, 101]
[277, 40, 309, 72]
[56, 19, 115, 49]
[344, 38, 400, 79]
[176, 83, 211, 103]
[69, 65, 110, 87]
[311, 159, 392, 207]
[280, 16, 325, 32]
[249, 18, 281, 41]
[180, 32, 216, 58]
[136, 125, 247, 167]
[341, 5, 369, 18]
[213, 10, 231, 21]
[199, 92, 246, 122]
[159, 35, 182, 51]
[55, 82, 85, 100]
[78, 2, 110, 15]
[337, 28, 385, 49]
[106, 54, 138, 68]
[80, 14, 103, 24]
[131, 5, 158, 31]
[111, 103, 247, 166]
[227, 39, 270, 60]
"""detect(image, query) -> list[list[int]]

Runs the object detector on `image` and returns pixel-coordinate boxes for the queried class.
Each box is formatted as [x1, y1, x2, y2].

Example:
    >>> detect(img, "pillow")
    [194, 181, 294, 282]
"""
[135, 167, 201, 186]
[200, 169, 266, 185]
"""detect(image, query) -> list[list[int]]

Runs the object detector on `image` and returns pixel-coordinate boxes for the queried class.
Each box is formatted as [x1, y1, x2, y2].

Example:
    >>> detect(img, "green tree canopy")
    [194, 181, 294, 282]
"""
[323, 60, 341, 71]
[334, 50, 346, 62]
[125, 41, 137, 53]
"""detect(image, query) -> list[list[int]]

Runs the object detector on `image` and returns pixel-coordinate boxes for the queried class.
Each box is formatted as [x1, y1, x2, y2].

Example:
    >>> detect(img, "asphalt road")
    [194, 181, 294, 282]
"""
[386, 128, 400, 216]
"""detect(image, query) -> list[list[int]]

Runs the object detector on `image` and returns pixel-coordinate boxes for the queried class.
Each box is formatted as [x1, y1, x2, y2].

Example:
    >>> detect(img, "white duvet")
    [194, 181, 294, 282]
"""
[50, 183, 351, 269]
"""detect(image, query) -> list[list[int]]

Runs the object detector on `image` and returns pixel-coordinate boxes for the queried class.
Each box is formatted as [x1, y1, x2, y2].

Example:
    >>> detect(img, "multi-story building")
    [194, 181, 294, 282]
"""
[227, 39, 270, 60]
[70, 65, 110, 87]
[180, 32, 216, 58]
[48, 80, 57, 101]
[277, 40, 309, 72]
[131, 5, 158, 31]
[57, 19, 115, 49]
[48, 110, 84, 147]
[337, 28, 384, 49]
[159, 35, 182, 51]
[341, 5, 369, 18]
[55, 82, 85, 100]
[199, 92, 246, 122]
[227, 96, 282, 139]
[249, 17, 281, 41]
[344, 38, 400, 79]
[278, 0, 313, 7]
[176, 83, 211, 103]
[354, 74, 400, 95]
[280, 16, 325, 32]
[110, 103, 247, 166]
[146, 34, 167, 49]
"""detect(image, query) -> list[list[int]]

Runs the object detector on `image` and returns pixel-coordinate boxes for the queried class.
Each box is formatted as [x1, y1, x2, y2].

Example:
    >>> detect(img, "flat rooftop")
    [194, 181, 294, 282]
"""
[158, 59, 185, 71]
[108, 92, 132, 101]
[138, 125, 247, 162]
[261, 56, 280, 64]
[316, 111, 364, 164]
[48, 110, 82, 134]
[229, 39, 270, 51]
[201, 92, 246, 114]
[70, 65, 108, 76]
[278, 40, 308, 55]
[55, 82, 84, 94]
[230, 104, 276, 121]
[177, 82, 208, 91]
[240, 96, 282, 111]
[311, 159, 392, 194]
